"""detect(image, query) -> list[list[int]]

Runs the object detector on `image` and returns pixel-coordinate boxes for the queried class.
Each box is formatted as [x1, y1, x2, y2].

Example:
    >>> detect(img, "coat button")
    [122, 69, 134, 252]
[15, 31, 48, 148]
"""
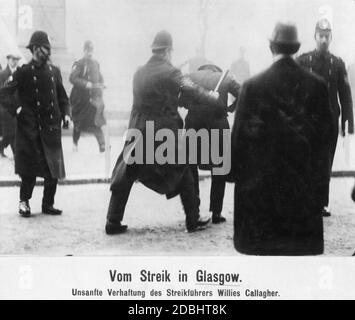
[36, 88, 39, 93]
[51, 102, 54, 107]
[51, 77, 55, 82]
[37, 101, 41, 106]
[33, 76, 37, 81]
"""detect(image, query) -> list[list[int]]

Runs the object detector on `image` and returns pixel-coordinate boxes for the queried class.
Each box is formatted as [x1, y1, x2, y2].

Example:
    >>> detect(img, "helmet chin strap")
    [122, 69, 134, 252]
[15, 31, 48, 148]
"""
[33, 47, 50, 65]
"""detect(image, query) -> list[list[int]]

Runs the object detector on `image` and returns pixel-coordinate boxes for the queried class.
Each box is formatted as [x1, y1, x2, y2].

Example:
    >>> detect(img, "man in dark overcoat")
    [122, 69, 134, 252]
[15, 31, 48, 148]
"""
[183, 64, 240, 223]
[0, 53, 21, 157]
[69, 40, 106, 153]
[0, 31, 70, 218]
[230, 23, 334, 255]
[297, 19, 354, 217]
[106, 30, 218, 235]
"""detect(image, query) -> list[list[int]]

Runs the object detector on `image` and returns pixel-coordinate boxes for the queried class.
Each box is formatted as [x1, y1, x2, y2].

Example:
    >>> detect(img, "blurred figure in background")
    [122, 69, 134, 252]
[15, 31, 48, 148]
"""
[297, 18, 354, 217]
[69, 40, 106, 153]
[230, 46, 250, 84]
[178, 47, 210, 74]
[183, 64, 240, 224]
[0, 53, 22, 158]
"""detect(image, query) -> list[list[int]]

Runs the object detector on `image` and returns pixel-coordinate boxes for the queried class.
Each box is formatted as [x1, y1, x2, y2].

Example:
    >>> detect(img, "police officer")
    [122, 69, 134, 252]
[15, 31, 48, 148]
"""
[69, 41, 106, 153]
[106, 31, 218, 235]
[297, 18, 354, 217]
[0, 31, 70, 218]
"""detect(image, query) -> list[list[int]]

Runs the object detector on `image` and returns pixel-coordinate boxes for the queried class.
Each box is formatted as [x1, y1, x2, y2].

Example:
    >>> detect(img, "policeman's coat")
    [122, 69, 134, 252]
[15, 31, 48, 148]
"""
[0, 60, 70, 179]
[111, 55, 216, 198]
[0, 66, 17, 139]
[230, 57, 334, 255]
[297, 50, 354, 135]
[69, 58, 106, 131]
[183, 69, 240, 170]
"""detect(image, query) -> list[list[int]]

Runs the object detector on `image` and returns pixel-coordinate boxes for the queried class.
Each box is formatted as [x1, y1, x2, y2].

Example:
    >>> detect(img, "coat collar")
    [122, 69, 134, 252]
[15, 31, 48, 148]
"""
[271, 55, 297, 69]
[312, 49, 331, 59]
[148, 54, 172, 66]
[30, 59, 51, 70]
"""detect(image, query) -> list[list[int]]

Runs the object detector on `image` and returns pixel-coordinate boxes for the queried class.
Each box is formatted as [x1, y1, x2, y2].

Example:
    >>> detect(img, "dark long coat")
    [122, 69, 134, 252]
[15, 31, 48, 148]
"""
[0, 60, 70, 179]
[297, 50, 354, 207]
[230, 57, 335, 256]
[0, 66, 17, 140]
[184, 69, 240, 170]
[297, 50, 354, 135]
[69, 57, 106, 131]
[111, 55, 216, 198]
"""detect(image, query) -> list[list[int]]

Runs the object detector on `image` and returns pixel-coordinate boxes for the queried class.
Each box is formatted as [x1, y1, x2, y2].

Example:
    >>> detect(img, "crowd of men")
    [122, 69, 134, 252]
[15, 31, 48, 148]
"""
[0, 16, 354, 256]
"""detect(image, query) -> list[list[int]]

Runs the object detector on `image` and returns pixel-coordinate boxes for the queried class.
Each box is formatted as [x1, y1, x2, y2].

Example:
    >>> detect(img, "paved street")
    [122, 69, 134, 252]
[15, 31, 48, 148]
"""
[1, 133, 355, 256]
[0, 178, 354, 256]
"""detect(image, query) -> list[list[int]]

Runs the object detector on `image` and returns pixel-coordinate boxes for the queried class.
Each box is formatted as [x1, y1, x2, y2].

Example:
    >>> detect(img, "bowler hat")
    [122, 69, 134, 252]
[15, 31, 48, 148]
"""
[151, 30, 173, 50]
[270, 22, 300, 54]
[27, 31, 51, 50]
[270, 22, 300, 46]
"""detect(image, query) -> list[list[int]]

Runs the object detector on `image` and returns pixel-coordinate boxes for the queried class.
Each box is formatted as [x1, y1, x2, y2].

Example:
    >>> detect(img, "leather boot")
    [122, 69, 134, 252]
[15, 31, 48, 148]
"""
[42, 205, 62, 215]
[105, 221, 128, 235]
[212, 212, 226, 224]
[19, 201, 31, 218]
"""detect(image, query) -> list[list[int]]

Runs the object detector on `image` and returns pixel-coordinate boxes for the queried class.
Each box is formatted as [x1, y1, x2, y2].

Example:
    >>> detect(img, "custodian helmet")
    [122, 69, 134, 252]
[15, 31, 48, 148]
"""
[315, 18, 332, 33]
[26, 31, 51, 50]
[151, 30, 173, 51]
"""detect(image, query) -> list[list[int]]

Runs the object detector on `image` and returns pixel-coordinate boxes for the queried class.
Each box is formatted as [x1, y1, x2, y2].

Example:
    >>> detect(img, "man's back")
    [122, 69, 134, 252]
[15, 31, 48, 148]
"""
[231, 57, 332, 255]
[230, 58, 250, 84]
[131, 55, 182, 125]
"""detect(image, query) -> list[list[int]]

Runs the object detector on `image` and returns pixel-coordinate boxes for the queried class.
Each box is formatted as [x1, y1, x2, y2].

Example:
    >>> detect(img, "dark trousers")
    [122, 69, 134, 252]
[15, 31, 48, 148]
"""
[322, 124, 340, 208]
[191, 165, 226, 216]
[107, 167, 200, 229]
[20, 176, 58, 207]
[0, 135, 15, 155]
[73, 126, 105, 149]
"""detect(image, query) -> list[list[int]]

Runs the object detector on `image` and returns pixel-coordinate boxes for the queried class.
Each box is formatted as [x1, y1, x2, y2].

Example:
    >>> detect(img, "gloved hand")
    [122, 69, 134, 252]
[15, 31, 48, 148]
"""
[181, 77, 194, 88]
[209, 91, 220, 100]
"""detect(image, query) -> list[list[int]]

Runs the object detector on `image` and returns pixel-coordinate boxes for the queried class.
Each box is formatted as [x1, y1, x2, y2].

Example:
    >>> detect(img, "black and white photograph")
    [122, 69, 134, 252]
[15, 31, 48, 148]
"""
[0, 0, 355, 301]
